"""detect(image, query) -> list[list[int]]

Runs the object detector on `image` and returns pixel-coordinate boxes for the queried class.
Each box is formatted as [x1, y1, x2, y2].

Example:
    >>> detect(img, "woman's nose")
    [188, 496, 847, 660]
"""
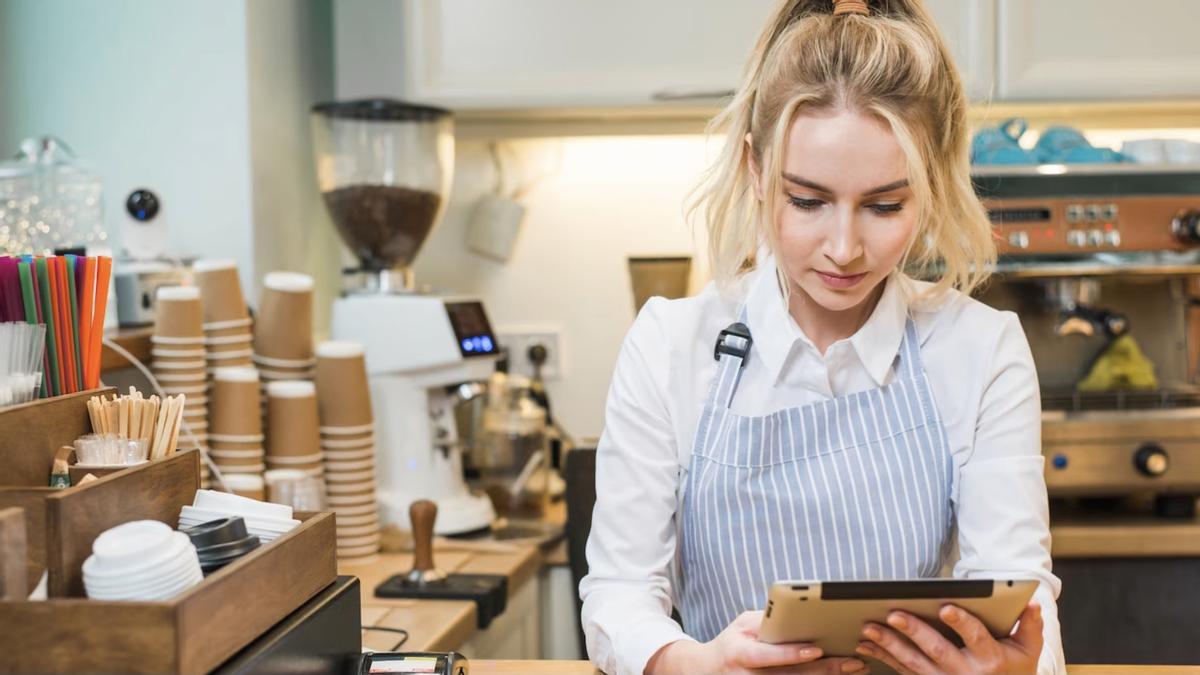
[823, 208, 864, 267]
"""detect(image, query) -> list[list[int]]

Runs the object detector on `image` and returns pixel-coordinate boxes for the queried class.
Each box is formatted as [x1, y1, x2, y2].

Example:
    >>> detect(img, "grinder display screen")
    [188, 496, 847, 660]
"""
[445, 301, 497, 357]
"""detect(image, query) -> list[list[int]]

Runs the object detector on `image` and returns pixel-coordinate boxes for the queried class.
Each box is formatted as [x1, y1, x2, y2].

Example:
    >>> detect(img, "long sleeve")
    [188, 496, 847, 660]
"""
[951, 312, 1066, 675]
[580, 299, 694, 675]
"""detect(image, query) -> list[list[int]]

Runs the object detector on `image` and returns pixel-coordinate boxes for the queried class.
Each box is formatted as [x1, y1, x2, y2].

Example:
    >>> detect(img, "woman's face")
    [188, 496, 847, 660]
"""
[758, 109, 917, 313]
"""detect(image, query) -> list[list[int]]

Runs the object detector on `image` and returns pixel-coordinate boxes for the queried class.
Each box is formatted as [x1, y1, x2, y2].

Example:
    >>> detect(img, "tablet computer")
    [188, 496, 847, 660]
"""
[758, 578, 1038, 657]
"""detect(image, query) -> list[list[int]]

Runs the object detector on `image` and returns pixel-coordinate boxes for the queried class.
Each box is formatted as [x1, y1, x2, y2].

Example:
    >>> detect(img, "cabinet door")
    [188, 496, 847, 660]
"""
[997, 0, 1200, 100]
[402, 0, 776, 109]
[924, 0, 996, 102]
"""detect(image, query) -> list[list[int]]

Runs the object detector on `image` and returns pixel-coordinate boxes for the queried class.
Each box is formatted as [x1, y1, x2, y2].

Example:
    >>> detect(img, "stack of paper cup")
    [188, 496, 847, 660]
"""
[265, 380, 324, 477]
[151, 286, 210, 485]
[315, 340, 379, 561]
[209, 367, 264, 477]
[194, 259, 253, 374]
[253, 272, 316, 385]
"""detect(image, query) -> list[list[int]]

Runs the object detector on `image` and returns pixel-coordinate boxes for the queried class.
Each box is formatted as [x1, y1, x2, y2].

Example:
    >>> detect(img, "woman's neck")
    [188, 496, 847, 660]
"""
[786, 277, 887, 355]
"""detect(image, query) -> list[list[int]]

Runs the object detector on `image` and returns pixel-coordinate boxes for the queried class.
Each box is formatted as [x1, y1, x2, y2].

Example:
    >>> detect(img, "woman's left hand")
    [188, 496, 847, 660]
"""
[856, 601, 1043, 675]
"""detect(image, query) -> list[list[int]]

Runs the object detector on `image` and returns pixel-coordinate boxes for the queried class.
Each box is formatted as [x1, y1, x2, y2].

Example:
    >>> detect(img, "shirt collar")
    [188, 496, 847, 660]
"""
[744, 257, 910, 387]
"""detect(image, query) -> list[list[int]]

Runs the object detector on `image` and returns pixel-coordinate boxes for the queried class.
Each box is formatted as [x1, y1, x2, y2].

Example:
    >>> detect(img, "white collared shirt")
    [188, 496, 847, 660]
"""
[580, 258, 1065, 675]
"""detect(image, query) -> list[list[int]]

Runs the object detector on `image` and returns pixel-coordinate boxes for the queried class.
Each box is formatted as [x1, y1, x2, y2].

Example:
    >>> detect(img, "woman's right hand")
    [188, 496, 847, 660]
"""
[646, 611, 869, 674]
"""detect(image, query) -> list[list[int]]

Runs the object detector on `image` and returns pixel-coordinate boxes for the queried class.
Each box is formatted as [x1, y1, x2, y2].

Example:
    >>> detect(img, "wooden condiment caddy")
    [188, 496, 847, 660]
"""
[0, 389, 339, 673]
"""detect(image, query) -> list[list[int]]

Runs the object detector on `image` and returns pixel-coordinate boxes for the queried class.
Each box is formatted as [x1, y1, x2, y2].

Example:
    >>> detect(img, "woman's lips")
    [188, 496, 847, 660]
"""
[815, 270, 869, 289]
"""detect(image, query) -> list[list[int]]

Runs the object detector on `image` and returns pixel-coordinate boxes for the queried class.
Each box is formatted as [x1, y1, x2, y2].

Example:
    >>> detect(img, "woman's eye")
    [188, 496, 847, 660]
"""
[867, 202, 904, 215]
[788, 196, 825, 210]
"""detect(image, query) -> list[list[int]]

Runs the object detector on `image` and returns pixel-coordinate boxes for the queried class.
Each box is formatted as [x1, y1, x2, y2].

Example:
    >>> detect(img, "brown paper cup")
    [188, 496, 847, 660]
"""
[153, 287, 204, 338]
[253, 272, 314, 361]
[151, 347, 206, 359]
[324, 469, 374, 483]
[193, 259, 250, 325]
[326, 480, 375, 495]
[324, 458, 375, 472]
[207, 331, 254, 351]
[265, 380, 320, 458]
[320, 433, 374, 449]
[209, 439, 263, 453]
[220, 472, 265, 500]
[323, 446, 375, 461]
[313, 341, 373, 427]
[210, 367, 263, 436]
[326, 492, 376, 506]
[213, 455, 265, 469]
[154, 369, 207, 383]
[332, 502, 378, 517]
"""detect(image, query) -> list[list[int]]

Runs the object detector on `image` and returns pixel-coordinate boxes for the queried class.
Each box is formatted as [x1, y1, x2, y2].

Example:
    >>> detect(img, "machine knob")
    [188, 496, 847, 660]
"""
[1066, 230, 1087, 247]
[1105, 230, 1122, 247]
[1134, 444, 1170, 478]
[1172, 211, 1200, 244]
[1007, 231, 1030, 249]
[1087, 229, 1104, 247]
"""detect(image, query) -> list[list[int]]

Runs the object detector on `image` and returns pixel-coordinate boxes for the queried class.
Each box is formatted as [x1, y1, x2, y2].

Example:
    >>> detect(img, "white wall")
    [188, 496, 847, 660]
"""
[413, 136, 717, 441]
[0, 0, 256, 283]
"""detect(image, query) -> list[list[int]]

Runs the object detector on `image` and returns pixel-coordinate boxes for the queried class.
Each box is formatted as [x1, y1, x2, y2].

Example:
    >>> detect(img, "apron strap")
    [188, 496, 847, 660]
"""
[708, 312, 752, 410]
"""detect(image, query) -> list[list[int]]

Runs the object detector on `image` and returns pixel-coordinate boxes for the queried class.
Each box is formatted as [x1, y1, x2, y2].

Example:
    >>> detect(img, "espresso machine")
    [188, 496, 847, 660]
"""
[312, 99, 498, 535]
[976, 165, 1200, 665]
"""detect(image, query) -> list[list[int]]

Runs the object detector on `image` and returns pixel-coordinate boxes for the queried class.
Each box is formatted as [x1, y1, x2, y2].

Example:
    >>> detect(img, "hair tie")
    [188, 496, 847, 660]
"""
[832, 0, 870, 16]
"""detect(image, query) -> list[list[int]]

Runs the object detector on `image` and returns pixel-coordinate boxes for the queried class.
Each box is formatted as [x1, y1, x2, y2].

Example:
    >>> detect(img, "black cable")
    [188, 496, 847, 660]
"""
[361, 625, 409, 651]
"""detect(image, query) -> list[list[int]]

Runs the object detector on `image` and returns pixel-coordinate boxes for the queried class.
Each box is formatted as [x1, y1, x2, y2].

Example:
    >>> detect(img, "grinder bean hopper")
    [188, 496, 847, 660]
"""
[313, 99, 500, 535]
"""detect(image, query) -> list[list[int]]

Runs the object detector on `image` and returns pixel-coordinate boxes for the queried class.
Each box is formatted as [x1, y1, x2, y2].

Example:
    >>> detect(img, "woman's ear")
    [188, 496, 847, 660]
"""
[745, 133, 765, 202]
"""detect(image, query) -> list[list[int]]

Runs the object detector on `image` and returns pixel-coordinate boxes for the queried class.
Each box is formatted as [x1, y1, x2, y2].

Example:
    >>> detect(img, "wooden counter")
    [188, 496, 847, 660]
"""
[468, 661, 1200, 674]
[340, 544, 541, 653]
[1051, 517, 1200, 558]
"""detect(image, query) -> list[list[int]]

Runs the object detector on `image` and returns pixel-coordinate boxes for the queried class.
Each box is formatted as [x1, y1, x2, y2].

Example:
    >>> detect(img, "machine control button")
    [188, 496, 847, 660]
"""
[1052, 454, 1068, 470]
[1087, 229, 1104, 247]
[1066, 205, 1084, 223]
[1066, 230, 1087, 247]
[1105, 230, 1122, 247]
[1102, 203, 1119, 221]
[1007, 231, 1030, 249]
[1173, 211, 1200, 244]
[1134, 443, 1169, 478]
[1085, 204, 1102, 222]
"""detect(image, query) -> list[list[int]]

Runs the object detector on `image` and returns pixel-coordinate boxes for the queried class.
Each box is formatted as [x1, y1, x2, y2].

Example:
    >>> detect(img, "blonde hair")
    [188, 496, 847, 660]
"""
[690, 0, 994, 299]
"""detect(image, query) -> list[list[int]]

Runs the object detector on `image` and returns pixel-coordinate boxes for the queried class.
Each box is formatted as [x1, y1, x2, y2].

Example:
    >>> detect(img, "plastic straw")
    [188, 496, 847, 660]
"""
[79, 257, 95, 388]
[65, 255, 84, 392]
[34, 258, 61, 397]
[88, 256, 111, 389]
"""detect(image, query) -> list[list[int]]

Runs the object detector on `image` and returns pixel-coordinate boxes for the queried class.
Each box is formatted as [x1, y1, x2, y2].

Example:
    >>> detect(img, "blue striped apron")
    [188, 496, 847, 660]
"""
[678, 311, 955, 642]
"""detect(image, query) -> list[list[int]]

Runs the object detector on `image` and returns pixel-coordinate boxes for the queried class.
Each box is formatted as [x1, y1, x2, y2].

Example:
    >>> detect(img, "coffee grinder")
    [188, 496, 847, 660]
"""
[312, 99, 498, 535]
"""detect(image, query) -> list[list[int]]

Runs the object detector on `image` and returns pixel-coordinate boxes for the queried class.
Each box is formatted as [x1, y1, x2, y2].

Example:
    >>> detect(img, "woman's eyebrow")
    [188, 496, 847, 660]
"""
[781, 172, 909, 197]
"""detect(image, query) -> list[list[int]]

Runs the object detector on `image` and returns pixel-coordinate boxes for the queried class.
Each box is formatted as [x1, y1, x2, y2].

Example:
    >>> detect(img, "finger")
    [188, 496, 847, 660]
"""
[857, 640, 914, 675]
[731, 640, 824, 669]
[885, 611, 965, 672]
[940, 604, 999, 655]
[1010, 601, 1044, 653]
[863, 622, 939, 674]
[758, 657, 866, 675]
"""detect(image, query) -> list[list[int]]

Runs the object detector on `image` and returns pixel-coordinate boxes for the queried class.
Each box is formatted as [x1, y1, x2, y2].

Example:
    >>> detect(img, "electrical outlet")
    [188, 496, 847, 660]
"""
[496, 324, 563, 380]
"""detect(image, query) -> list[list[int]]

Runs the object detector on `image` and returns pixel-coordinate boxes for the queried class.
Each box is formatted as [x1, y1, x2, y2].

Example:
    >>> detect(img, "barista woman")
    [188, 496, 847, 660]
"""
[580, 1, 1064, 674]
